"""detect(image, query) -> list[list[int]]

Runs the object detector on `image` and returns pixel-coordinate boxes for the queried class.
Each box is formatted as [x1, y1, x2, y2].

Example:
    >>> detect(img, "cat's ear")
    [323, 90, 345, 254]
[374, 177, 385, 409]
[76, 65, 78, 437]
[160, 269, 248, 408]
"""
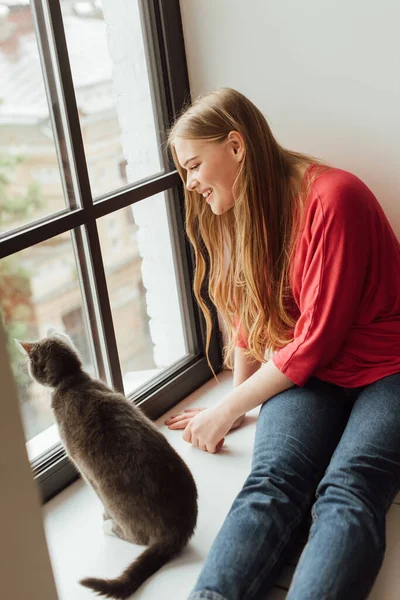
[15, 339, 34, 357]
[47, 327, 57, 337]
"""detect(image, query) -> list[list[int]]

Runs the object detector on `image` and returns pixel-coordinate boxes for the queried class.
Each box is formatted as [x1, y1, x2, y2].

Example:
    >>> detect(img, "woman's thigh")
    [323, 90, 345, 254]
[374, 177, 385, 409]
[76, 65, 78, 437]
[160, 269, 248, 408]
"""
[252, 377, 351, 493]
[316, 372, 400, 513]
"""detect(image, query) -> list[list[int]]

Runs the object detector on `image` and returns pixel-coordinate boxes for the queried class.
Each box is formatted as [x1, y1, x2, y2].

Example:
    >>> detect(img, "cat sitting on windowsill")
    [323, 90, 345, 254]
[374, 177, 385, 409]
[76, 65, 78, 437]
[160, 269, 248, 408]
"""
[18, 331, 198, 600]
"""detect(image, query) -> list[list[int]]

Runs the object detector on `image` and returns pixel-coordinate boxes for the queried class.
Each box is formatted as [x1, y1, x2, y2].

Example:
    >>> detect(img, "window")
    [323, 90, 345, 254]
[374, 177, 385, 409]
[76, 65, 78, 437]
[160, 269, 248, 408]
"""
[0, 0, 221, 502]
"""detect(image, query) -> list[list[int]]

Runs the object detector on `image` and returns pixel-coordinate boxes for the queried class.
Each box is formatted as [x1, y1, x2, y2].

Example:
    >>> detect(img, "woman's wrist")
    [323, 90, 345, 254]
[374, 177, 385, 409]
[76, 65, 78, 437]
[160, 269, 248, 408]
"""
[231, 414, 245, 429]
[220, 359, 295, 421]
[217, 393, 243, 424]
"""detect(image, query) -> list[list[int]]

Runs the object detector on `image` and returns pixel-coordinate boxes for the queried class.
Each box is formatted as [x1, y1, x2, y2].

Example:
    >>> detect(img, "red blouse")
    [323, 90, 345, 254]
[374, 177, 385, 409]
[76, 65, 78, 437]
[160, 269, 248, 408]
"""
[237, 167, 400, 388]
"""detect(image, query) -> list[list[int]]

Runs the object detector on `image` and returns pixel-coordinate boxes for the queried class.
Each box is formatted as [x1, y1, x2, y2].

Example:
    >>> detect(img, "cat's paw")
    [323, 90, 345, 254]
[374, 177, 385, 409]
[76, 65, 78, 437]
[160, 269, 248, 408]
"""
[103, 519, 118, 538]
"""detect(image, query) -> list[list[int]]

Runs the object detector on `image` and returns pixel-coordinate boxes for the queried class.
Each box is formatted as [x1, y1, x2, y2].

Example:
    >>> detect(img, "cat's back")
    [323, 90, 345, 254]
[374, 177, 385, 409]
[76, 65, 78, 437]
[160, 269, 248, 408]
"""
[51, 374, 126, 453]
[53, 372, 193, 483]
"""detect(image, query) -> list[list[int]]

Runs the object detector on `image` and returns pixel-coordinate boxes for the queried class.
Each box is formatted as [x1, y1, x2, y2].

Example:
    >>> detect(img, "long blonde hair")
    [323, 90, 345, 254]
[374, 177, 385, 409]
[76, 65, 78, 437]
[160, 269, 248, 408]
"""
[168, 88, 326, 369]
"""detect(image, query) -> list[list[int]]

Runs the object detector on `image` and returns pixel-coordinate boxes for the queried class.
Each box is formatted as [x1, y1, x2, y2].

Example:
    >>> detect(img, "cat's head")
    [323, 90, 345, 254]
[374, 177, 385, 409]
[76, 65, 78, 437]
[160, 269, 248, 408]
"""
[17, 330, 82, 388]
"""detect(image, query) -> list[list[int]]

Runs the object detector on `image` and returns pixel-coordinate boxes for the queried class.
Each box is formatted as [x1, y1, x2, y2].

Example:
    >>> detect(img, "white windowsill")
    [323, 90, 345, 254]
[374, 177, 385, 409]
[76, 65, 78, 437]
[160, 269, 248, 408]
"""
[42, 370, 400, 600]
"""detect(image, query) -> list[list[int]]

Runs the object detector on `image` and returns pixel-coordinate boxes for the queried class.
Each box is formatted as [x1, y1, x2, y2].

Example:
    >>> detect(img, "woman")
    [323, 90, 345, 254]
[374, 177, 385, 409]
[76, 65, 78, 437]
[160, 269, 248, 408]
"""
[166, 88, 400, 600]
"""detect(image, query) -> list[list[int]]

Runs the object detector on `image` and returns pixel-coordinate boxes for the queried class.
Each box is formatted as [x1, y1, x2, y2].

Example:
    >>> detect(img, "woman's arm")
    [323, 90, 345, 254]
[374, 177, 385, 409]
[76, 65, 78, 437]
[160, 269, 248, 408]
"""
[233, 346, 261, 387]
[231, 346, 261, 428]
[219, 358, 294, 424]
[182, 358, 295, 452]
[165, 347, 261, 432]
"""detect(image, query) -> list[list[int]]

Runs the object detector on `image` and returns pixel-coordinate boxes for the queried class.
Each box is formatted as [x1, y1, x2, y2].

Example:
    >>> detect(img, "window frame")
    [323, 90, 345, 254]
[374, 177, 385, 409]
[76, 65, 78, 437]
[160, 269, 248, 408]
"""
[0, 0, 222, 502]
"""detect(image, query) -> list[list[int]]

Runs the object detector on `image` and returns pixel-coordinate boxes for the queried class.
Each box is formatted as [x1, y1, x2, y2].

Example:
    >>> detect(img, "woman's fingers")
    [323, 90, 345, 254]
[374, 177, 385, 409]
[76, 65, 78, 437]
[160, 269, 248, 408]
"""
[182, 424, 192, 444]
[165, 415, 191, 427]
[165, 415, 187, 425]
[166, 418, 191, 430]
[165, 408, 205, 427]
[207, 438, 225, 453]
[216, 438, 225, 451]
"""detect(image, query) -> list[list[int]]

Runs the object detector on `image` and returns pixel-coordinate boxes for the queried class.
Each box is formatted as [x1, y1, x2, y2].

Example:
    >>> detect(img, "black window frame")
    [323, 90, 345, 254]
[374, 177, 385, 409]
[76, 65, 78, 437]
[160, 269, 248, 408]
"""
[0, 0, 222, 502]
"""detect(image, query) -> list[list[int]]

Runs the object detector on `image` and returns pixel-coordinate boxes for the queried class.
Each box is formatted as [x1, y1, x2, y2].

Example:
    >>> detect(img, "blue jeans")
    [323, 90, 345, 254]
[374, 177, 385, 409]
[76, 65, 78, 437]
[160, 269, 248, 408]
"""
[188, 374, 400, 600]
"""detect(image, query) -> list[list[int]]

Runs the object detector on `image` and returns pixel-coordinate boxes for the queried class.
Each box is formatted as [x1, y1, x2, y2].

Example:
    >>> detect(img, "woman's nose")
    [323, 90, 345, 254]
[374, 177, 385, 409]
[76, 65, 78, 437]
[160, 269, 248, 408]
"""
[186, 172, 198, 191]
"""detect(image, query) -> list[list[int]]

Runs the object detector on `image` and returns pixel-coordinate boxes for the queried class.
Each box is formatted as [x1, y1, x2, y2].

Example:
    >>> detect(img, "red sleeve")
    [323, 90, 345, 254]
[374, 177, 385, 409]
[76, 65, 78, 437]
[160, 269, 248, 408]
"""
[272, 184, 371, 386]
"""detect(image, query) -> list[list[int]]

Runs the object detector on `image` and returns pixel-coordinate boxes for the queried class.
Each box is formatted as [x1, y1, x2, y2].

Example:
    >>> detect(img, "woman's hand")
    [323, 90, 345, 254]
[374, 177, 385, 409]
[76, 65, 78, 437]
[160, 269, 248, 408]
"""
[165, 408, 207, 430]
[165, 408, 245, 432]
[181, 405, 236, 454]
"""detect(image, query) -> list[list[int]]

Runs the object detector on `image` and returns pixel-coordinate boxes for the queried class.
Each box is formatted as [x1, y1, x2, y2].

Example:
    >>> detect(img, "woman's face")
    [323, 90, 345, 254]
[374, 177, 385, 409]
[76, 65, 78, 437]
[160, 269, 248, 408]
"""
[174, 132, 244, 215]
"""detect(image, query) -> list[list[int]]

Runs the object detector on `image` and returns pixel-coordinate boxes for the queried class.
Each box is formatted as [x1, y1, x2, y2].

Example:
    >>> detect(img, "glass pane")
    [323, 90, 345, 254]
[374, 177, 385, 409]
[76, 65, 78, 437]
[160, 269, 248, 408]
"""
[0, 1, 69, 235]
[60, 0, 163, 199]
[99, 192, 189, 395]
[0, 230, 94, 461]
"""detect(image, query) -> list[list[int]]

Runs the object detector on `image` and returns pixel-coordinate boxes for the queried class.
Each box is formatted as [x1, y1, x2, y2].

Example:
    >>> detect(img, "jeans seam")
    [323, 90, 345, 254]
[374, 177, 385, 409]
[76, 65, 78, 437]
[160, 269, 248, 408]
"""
[243, 495, 310, 600]
[188, 592, 227, 600]
[243, 514, 302, 600]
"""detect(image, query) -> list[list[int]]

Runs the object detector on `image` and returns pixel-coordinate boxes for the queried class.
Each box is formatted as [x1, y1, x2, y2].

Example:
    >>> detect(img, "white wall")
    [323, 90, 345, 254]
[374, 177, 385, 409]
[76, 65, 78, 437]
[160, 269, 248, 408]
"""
[179, 0, 400, 235]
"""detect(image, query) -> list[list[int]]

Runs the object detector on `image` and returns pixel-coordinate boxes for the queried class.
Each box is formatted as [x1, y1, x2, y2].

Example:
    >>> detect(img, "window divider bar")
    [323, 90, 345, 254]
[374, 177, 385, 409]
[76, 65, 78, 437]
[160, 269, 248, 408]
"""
[84, 220, 125, 393]
[72, 228, 108, 383]
[0, 173, 180, 259]
[30, 0, 78, 210]
[43, 0, 94, 214]
[93, 172, 180, 219]
[163, 187, 198, 355]
[0, 210, 85, 259]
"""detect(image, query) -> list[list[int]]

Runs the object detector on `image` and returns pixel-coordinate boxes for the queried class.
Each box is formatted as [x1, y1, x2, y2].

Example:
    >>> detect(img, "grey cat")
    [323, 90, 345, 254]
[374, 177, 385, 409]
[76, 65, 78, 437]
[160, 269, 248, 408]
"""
[18, 331, 198, 599]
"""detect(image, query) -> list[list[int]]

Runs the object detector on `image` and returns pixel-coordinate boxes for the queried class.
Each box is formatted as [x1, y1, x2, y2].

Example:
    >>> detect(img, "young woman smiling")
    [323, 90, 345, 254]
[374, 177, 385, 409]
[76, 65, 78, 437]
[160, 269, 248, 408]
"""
[166, 88, 400, 600]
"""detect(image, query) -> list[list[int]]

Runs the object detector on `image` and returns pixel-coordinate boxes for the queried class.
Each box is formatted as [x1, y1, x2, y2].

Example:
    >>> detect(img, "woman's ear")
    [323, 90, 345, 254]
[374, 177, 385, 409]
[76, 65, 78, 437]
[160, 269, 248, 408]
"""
[227, 131, 245, 162]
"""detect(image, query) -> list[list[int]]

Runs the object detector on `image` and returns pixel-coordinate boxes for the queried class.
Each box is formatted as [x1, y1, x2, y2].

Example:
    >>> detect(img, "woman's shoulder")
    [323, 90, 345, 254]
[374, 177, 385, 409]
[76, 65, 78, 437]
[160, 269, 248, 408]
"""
[309, 165, 378, 216]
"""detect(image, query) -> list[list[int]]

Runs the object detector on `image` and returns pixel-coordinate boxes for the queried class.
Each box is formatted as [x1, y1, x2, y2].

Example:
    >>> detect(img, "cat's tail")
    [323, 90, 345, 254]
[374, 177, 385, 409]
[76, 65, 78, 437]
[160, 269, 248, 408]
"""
[79, 536, 186, 599]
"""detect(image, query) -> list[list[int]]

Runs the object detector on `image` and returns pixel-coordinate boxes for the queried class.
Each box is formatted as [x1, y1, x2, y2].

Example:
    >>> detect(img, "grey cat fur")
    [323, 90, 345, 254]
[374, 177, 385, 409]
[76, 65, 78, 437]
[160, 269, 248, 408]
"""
[19, 332, 198, 599]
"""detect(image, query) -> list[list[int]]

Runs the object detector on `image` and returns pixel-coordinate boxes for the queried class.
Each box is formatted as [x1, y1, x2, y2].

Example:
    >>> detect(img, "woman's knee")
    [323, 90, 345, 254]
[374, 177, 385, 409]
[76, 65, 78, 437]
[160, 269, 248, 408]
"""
[243, 438, 320, 514]
[313, 464, 387, 543]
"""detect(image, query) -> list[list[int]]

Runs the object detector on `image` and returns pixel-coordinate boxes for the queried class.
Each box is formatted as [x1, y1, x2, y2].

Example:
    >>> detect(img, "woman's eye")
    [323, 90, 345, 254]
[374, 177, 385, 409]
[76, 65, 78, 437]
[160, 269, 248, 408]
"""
[190, 164, 199, 171]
